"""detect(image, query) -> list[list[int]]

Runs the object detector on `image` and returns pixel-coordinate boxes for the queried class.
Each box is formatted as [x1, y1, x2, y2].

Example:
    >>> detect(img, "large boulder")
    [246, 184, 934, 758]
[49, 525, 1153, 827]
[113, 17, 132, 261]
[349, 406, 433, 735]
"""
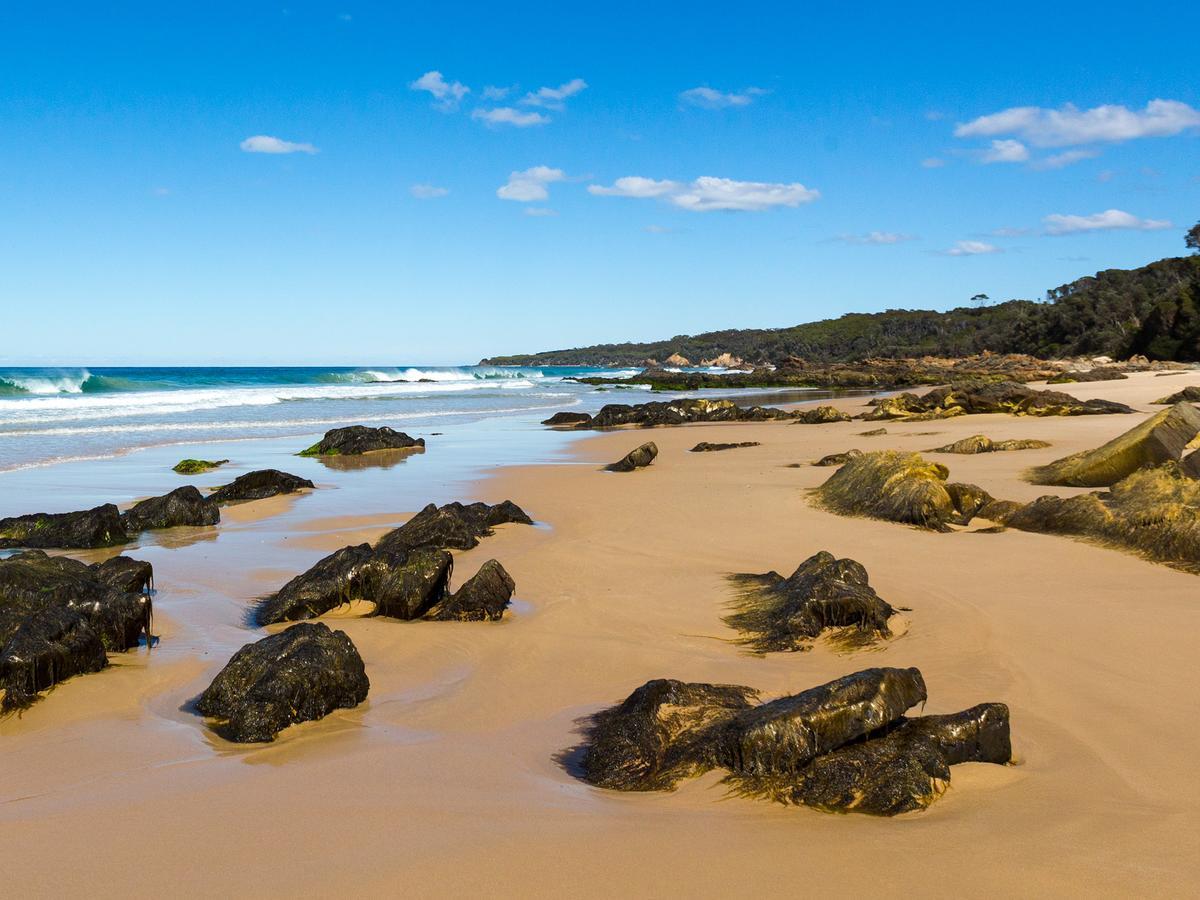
[0, 551, 153, 710]
[370, 549, 454, 619]
[606, 442, 659, 472]
[196, 622, 369, 743]
[0, 503, 129, 549]
[542, 411, 594, 427]
[374, 500, 532, 556]
[207, 469, 315, 503]
[299, 425, 425, 457]
[726, 551, 895, 652]
[256, 544, 377, 625]
[577, 667, 1009, 815]
[1152, 385, 1200, 404]
[1028, 402, 1200, 487]
[813, 451, 955, 530]
[121, 486, 220, 532]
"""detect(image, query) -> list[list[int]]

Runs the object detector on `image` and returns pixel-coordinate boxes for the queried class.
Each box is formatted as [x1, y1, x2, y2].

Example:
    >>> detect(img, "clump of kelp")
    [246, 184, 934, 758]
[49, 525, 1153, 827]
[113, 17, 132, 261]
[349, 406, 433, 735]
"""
[576, 667, 1011, 816]
[0, 550, 153, 711]
[726, 551, 896, 652]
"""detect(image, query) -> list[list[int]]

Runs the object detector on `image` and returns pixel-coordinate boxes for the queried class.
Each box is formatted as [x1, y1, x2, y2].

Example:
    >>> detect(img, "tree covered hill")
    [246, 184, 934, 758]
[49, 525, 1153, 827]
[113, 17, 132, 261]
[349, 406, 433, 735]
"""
[481, 255, 1200, 366]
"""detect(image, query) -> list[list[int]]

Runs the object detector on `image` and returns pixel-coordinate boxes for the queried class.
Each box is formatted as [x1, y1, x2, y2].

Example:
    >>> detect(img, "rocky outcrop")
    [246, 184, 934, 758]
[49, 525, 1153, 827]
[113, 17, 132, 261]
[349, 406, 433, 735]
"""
[578, 667, 1010, 815]
[542, 411, 594, 427]
[196, 623, 369, 743]
[0, 551, 153, 710]
[544, 398, 800, 430]
[793, 405, 852, 424]
[864, 381, 1133, 422]
[121, 486, 220, 532]
[1028, 402, 1200, 487]
[928, 435, 1051, 454]
[690, 441, 760, 452]
[425, 559, 515, 621]
[374, 500, 533, 557]
[726, 551, 895, 652]
[813, 451, 955, 530]
[813, 449, 862, 466]
[607, 442, 659, 472]
[0, 503, 129, 549]
[299, 426, 425, 457]
[664, 353, 691, 367]
[1047, 367, 1129, 383]
[1153, 385, 1200, 404]
[206, 469, 315, 503]
[173, 458, 229, 474]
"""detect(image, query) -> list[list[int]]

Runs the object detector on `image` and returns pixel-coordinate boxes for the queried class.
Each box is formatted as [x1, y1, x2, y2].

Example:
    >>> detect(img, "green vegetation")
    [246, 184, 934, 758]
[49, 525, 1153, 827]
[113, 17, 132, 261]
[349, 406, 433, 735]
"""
[481, 255, 1200, 366]
[173, 458, 229, 475]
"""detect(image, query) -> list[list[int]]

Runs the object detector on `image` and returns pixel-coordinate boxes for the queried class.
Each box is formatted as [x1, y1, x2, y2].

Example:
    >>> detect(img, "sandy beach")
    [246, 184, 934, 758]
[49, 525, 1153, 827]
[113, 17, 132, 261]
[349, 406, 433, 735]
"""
[2, 371, 1199, 897]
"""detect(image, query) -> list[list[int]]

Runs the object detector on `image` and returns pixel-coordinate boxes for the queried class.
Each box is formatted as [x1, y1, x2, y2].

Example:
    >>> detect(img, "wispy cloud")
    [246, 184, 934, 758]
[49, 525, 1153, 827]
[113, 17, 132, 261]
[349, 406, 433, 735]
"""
[980, 139, 1029, 163]
[410, 70, 470, 110]
[239, 135, 318, 154]
[497, 166, 566, 202]
[1030, 149, 1100, 170]
[955, 99, 1200, 147]
[589, 175, 819, 212]
[472, 107, 550, 127]
[1043, 209, 1172, 235]
[521, 78, 587, 110]
[410, 184, 449, 199]
[943, 240, 1001, 256]
[679, 86, 766, 109]
[836, 231, 917, 245]
[989, 226, 1030, 237]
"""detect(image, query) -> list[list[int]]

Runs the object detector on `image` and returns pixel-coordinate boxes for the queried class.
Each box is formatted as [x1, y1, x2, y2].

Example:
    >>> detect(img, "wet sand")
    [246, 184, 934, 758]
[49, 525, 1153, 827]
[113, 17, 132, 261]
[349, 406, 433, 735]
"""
[2, 371, 1199, 897]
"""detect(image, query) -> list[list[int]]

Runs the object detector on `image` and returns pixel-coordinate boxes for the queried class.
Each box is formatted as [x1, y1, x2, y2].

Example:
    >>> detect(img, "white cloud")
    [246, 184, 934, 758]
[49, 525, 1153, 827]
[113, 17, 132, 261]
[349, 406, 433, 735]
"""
[521, 78, 588, 109]
[955, 99, 1200, 147]
[836, 231, 917, 245]
[239, 135, 318, 154]
[980, 139, 1029, 163]
[472, 107, 550, 127]
[679, 86, 765, 109]
[497, 166, 566, 202]
[1043, 209, 1172, 235]
[943, 240, 1001, 256]
[921, 157, 946, 169]
[482, 85, 512, 100]
[1031, 149, 1100, 170]
[410, 70, 470, 109]
[410, 184, 449, 199]
[589, 175, 819, 212]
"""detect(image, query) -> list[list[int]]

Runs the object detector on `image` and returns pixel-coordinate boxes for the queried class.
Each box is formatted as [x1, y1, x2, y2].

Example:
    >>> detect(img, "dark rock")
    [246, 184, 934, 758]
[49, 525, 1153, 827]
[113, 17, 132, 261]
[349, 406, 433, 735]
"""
[121, 486, 220, 532]
[0, 503, 129, 549]
[814, 451, 955, 530]
[299, 425, 425, 457]
[195, 622, 369, 743]
[1153, 385, 1200, 404]
[793, 405, 852, 424]
[0, 551, 152, 710]
[207, 469, 315, 503]
[726, 551, 895, 652]
[173, 458, 228, 475]
[858, 427, 888, 436]
[371, 549, 454, 620]
[929, 435, 1051, 454]
[375, 500, 532, 557]
[864, 381, 1134, 422]
[256, 544, 377, 626]
[945, 482, 994, 525]
[542, 411, 594, 427]
[1047, 367, 1129, 383]
[553, 398, 797, 430]
[90, 556, 154, 594]
[690, 441, 760, 452]
[426, 559, 515, 621]
[1184, 449, 1200, 480]
[606, 442, 659, 472]
[813, 449, 862, 466]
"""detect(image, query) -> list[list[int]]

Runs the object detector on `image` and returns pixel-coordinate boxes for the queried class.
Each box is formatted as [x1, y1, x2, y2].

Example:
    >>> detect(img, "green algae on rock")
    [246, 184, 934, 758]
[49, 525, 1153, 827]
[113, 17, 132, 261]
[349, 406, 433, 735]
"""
[813, 450, 956, 530]
[172, 458, 228, 475]
[299, 425, 425, 457]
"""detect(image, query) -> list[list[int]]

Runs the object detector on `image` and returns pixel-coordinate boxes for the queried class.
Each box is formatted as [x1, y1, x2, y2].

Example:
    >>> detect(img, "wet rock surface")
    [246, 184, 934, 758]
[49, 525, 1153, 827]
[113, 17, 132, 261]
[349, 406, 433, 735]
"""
[726, 551, 895, 652]
[425, 559, 515, 622]
[607, 442, 659, 472]
[544, 398, 803, 430]
[299, 425, 425, 457]
[375, 500, 533, 556]
[578, 667, 1009, 815]
[0, 550, 153, 710]
[206, 469, 316, 503]
[0, 503, 129, 550]
[541, 411, 594, 427]
[121, 486, 220, 532]
[196, 622, 369, 743]
[172, 458, 228, 475]
[690, 441, 760, 453]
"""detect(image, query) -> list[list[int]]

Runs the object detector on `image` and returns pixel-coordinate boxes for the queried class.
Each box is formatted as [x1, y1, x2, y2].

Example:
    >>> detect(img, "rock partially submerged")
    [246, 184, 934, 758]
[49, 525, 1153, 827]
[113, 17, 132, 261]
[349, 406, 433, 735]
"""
[0, 504, 128, 550]
[690, 441, 759, 453]
[864, 381, 1133, 422]
[207, 469, 315, 503]
[813, 451, 956, 530]
[606, 442, 658, 472]
[813, 450, 862, 466]
[726, 551, 895, 652]
[928, 435, 1051, 454]
[1028, 403, 1200, 487]
[172, 458, 229, 475]
[299, 425, 425, 457]
[0, 550, 153, 710]
[121, 486, 220, 532]
[542, 411, 594, 427]
[578, 667, 1010, 815]
[196, 622, 369, 743]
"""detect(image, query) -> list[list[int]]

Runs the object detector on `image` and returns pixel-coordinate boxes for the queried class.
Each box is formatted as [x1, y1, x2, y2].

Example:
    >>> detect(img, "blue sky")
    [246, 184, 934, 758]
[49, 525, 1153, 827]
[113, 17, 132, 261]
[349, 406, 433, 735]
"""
[1, 2, 1198, 365]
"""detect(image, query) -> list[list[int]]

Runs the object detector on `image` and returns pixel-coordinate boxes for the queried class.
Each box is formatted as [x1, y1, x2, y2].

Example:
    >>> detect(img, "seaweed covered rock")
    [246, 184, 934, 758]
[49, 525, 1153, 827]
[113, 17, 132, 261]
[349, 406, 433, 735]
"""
[256, 544, 377, 625]
[195, 622, 368, 743]
[945, 482, 995, 525]
[542, 411, 594, 427]
[121, 486, 220, 532]
[0, 503, 129, 550]
[173, 458, 228, 475]
[206, 469, 315, 503]
[425, 559, 515, 621]
[793, 405, 851, 424]
[370, 549, 454, 619]
[299, 425, 425, 457]
[726, 551, 895, 652]
[577, 667, 1009, 815]
[813, 451, 955, 530]
[814, 449, 862, 466]
[0, 551, 153, 710]
[1152, 385, 1200, 404]
[690, 441, 760, 452]
[864, 381, 1133, 422]
[1028, 402, 1200, 487]
[606, 442, 659, 472]
[375, 500, 532, 556]
[929, 435, 1051, 454]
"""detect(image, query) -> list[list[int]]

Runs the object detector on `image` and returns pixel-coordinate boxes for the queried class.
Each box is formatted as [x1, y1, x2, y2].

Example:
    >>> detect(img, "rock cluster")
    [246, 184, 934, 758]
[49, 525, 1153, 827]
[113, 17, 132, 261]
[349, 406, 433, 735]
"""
[543, 399, 802, 430]
[863, 381, 1133, 422]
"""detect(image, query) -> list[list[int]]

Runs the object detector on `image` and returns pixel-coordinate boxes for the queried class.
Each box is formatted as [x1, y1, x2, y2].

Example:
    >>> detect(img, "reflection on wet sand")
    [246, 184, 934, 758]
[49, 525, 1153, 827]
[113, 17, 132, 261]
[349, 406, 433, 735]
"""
[312, 447, 426, 471]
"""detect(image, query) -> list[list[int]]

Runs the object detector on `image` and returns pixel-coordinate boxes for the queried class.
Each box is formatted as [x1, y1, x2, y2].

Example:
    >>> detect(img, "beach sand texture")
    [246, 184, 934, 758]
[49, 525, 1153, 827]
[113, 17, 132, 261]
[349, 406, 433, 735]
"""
[2, 371, 1198, 897]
